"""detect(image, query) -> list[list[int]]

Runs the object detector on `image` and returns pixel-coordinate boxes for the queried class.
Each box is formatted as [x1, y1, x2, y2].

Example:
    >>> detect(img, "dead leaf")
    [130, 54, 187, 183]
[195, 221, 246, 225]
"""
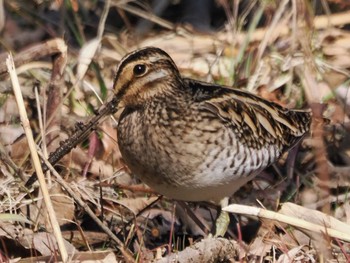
[23, 185, 74, 229]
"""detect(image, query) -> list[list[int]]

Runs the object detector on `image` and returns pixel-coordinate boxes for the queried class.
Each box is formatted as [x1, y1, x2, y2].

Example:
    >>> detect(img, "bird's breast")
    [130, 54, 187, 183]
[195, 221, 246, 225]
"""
[116, 104, 281, 202]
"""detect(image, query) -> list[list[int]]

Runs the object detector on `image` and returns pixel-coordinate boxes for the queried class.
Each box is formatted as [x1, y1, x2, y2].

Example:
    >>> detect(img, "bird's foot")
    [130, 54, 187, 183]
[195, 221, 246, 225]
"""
[214, 210, 229, 237]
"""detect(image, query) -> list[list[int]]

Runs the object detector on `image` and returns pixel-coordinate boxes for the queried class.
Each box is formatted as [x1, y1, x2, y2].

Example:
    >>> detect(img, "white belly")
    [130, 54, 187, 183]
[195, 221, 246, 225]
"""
[145, 172, 258, 203]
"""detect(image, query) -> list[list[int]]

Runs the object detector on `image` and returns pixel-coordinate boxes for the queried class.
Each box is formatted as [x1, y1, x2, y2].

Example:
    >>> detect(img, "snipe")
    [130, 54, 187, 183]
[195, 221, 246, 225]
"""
[113, 47, 311, 236]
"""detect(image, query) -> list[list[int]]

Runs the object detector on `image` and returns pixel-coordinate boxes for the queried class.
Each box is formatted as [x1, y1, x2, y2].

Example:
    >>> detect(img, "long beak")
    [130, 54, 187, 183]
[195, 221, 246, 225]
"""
[25, 95, 121, 187]
[53, 94, 121, 160]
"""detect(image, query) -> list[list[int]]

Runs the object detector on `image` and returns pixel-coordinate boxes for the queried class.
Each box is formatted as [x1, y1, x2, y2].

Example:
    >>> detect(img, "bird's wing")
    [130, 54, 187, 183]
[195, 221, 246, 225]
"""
[185, 78, 311, 150]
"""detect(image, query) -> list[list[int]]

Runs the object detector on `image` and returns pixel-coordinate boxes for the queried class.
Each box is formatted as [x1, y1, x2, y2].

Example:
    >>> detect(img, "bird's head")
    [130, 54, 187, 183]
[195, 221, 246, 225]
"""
[113, 47, 182, 108]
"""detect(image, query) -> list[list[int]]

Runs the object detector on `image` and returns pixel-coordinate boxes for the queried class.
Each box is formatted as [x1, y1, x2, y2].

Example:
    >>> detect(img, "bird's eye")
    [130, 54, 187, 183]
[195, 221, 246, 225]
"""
[133, 64, 147, 76]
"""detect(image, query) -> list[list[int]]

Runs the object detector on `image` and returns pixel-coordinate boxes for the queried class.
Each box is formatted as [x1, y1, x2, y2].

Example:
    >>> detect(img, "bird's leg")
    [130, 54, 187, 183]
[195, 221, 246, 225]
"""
[214, 197, 230, 237]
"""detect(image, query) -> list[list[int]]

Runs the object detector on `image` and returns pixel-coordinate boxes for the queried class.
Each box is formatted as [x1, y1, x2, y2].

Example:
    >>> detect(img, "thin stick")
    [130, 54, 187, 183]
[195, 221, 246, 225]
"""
[6, 53, 69, 262]
[223, 204, 350, 242]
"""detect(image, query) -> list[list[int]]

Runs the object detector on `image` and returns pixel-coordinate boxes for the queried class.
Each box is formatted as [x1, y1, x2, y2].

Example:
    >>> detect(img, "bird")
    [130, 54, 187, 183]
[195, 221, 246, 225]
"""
[112, 46, 312, 236]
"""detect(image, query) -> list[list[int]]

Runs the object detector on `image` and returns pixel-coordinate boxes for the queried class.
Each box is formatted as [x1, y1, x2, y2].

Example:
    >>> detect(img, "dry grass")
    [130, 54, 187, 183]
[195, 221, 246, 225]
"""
[1, 0, 350, 262]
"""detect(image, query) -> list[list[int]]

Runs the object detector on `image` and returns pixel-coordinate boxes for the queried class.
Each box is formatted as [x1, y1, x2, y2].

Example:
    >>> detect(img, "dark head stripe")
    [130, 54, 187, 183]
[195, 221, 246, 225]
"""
[114, 47, 173, 84]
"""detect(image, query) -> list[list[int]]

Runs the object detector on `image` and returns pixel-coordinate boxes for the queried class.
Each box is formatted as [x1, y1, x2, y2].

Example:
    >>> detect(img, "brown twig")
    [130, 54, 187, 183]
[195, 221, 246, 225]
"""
[0, 39, 67, 76]
[45, 44, 67, 151]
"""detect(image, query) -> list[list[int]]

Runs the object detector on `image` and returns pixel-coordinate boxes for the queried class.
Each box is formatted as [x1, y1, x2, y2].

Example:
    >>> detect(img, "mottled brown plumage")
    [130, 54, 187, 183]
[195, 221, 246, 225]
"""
[114, 47, 310, 200]
[113, 47, 311, 235]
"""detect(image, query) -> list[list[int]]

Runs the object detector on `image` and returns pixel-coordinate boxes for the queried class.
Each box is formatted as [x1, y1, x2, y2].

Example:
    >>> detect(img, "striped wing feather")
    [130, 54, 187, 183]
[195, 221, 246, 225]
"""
[185, 78, 311, 151]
